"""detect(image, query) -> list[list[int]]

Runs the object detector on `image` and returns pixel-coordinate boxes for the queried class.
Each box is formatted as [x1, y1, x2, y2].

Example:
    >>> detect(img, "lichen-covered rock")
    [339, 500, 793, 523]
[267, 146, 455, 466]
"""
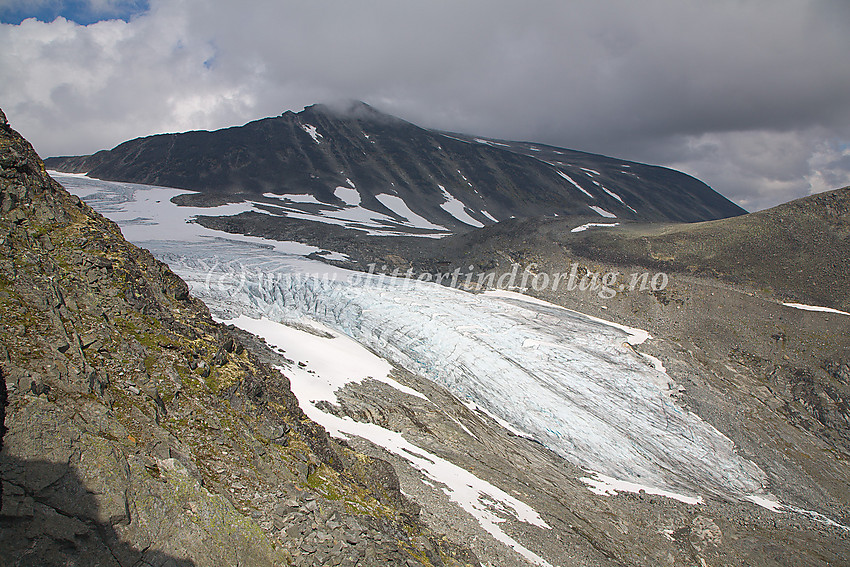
[1, 366, 6, 511]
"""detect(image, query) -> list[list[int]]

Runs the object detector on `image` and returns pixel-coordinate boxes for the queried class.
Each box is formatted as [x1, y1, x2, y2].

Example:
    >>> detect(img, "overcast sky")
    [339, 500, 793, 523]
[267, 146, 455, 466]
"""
[2, 0, 849, 211]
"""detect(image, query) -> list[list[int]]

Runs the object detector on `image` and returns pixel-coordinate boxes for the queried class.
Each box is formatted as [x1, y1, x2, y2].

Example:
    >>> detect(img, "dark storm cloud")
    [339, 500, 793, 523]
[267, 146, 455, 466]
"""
[1, 0, 849, 210]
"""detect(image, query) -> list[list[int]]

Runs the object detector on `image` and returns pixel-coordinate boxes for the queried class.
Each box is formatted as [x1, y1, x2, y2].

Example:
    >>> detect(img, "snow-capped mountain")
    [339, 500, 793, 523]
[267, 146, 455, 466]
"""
[45, 101, 745, 235]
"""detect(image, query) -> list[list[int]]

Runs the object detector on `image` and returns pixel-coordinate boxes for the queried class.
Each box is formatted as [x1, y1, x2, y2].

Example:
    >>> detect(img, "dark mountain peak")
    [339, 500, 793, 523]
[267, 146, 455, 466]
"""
[44, 103, 747, 228]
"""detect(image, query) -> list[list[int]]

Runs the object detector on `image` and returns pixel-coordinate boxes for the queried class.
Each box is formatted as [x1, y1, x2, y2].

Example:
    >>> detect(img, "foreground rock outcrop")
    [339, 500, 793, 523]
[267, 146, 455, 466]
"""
[0, 108, 477, 565]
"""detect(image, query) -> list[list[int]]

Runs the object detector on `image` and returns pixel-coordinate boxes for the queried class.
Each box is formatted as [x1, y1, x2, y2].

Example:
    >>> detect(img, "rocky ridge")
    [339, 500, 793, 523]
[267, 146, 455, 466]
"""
[0, 107, 477, 565]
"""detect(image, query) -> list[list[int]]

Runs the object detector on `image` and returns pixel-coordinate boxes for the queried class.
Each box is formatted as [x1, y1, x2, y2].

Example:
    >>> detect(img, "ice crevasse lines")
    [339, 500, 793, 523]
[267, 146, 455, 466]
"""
[202, 268, 769, 502]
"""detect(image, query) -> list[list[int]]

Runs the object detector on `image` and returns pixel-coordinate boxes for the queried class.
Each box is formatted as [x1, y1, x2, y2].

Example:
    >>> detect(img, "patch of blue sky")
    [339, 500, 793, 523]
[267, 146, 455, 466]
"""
[202, 41, 219, 70]
[0, 0, 150, 25]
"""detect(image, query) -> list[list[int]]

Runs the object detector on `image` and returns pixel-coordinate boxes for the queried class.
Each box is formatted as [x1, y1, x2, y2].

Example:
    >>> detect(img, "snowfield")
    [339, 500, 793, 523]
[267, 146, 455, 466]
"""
[588, 205, 617, 218]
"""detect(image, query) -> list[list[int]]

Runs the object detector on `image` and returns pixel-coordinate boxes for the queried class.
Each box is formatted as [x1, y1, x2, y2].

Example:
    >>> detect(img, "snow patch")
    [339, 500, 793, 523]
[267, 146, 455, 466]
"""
[334, 186, 361, 206]
[257, 204, 449, 238]
[462, 400, 531, 439]
[438, 185, 484, 228]
[640, 353, 666, 374]
[263, 192, 323, 205]
[599, 186, 638, 214]
[439, 133, 473, 144]
[589, 205, 617, 218]
[375, 193, 448, 231]
[782, 302, 850, 316]
[313, 250, 351, 262]
[580, 472, 703, 506]
[221, 315, 424, 402]
[301, 124, 323, 143]
[746, 494, 784, 513]
[571, 222, 620, 233]
[555, 170, 594, 199]
[785, 505, 850, 532]
[471, 138, 511, 148]
[481, 210, 498, 222]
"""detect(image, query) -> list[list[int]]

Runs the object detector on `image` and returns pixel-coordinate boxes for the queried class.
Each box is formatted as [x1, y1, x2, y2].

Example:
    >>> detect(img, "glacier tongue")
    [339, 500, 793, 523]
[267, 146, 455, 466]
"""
[59, 173, 768, 503]
[178, 255, 766, 500]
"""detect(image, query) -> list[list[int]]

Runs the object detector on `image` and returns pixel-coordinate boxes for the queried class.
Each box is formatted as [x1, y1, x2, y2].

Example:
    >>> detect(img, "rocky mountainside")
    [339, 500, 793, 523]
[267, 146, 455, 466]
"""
[549, 187, 850, 311]
[0, 109, 477, 565]
[45, 101, 745, 234]
[387, 186, 849, 311]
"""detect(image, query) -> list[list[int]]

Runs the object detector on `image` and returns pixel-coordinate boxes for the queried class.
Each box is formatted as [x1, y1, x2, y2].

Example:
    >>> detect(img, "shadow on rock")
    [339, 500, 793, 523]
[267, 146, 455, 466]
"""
[0, 455, 195, 567]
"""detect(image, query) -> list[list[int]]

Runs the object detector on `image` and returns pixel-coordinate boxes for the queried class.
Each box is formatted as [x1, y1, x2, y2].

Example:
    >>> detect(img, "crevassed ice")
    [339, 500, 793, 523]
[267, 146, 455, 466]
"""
[185, 262, 766, 500]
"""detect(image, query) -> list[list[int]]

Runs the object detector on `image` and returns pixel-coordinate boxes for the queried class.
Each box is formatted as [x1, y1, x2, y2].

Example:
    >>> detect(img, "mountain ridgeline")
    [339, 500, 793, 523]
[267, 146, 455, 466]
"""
[45, 102, 745, 231]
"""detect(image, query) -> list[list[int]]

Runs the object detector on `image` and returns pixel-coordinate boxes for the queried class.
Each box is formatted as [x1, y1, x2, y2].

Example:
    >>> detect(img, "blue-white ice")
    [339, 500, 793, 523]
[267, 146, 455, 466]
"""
[56, 172, 768, 502]
[191, 264, 765, 499]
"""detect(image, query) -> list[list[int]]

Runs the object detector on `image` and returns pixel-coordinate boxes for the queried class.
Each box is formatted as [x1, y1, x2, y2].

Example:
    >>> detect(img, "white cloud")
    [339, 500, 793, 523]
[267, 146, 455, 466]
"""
[659, 129, 850, 211]
[805, 142, 850, 199]
[1, 0, 849, 210]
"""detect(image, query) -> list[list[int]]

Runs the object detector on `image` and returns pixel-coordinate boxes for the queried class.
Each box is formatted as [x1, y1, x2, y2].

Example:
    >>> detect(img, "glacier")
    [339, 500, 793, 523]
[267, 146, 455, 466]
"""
[181, 257, 766, 500]
[55, 172, 770, 503]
